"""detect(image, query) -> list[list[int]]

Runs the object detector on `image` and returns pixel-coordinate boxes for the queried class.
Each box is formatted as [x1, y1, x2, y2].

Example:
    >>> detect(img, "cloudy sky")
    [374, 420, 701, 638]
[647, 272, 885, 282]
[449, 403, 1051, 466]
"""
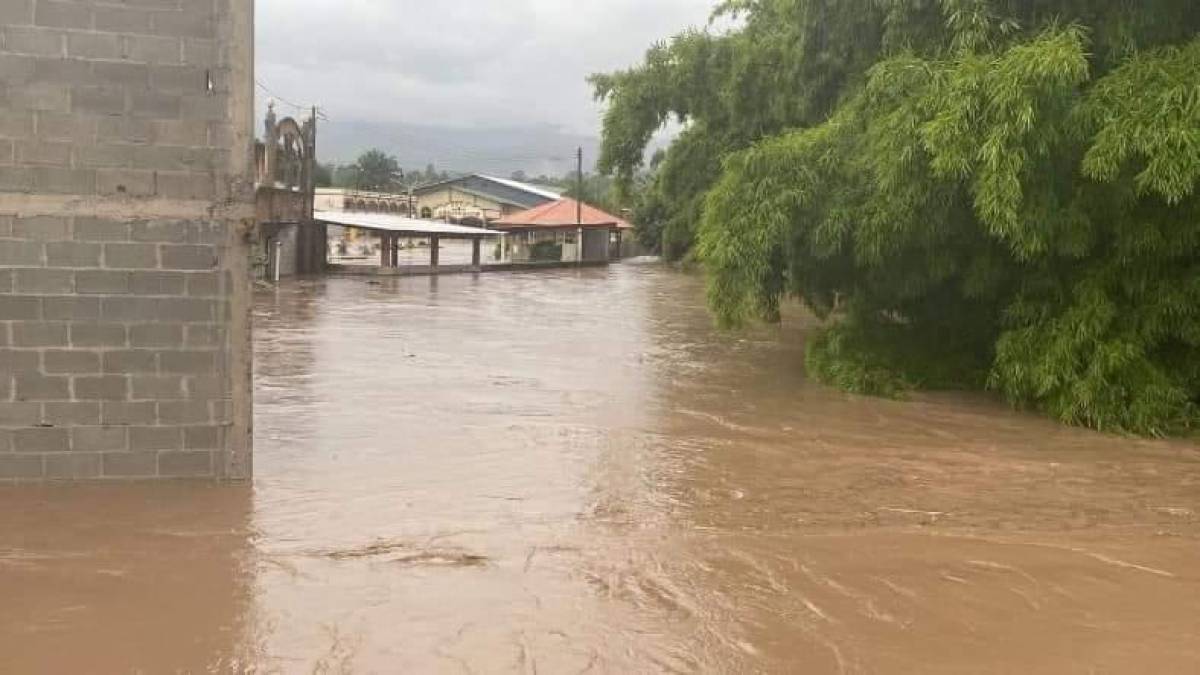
[255, 0, 716, 173]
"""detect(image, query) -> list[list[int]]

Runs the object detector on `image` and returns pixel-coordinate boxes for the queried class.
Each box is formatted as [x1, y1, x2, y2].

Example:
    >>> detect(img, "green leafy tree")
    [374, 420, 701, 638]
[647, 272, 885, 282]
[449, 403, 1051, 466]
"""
[594, 0, 1200, 435]
[349, 149, 402, 191]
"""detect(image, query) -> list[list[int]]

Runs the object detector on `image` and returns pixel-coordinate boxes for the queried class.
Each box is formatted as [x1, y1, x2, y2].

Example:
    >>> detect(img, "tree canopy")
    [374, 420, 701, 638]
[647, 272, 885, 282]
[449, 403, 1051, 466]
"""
[593, 0, 1200, 435]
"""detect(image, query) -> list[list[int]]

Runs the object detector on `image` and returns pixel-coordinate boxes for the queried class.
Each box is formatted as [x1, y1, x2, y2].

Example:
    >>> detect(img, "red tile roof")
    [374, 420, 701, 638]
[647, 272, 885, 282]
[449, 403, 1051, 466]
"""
[490, 198, 633, 230]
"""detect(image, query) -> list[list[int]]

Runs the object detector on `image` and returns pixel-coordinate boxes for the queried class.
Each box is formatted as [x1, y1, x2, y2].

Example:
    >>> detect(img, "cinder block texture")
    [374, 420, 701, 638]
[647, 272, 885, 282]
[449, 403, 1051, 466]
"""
[1, 0, 253, 481]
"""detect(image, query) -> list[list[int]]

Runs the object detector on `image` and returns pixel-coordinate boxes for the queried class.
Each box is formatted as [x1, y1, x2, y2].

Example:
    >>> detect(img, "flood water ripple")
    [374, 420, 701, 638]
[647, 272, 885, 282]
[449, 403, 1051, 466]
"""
[2, 264, 1199, 673]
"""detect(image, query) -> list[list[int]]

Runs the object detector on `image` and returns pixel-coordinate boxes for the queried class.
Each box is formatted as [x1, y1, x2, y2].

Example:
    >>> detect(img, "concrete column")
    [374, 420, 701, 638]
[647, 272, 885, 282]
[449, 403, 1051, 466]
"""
[577, 227, 585, 263]
[431, 235, 440, 268]
[391, 236, 399, 267]
[472, 238, 482, 268]
[379, 233, 390, 268]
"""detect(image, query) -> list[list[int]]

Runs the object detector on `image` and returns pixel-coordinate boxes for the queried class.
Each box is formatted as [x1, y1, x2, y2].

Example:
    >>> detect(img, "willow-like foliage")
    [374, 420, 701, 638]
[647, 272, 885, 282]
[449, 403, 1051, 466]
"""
[595, 0, 1200, 435]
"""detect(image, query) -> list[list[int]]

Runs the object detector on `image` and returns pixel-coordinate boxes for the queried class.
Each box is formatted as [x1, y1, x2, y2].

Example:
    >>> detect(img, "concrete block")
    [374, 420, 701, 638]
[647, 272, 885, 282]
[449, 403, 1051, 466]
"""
[0, 455, 44, 480]
[152, 119, 207, 146]
[0, 429, 9, 452]
[101, 401, 155, 426]
[42, 402, 101, 426]
[75, 270, 129, 294]
[12, 215, 70, 239]
[128, 270, 185, 295]
[161, 244, 215, 270]
[0, 402, 41, 425]
[67, 32, 123, 60]
[0, 296, 42, 321]
[130, 90, 181, 119]
[131, 221, 188, 243]
[103, 243, 158, 269]
[102, 349, 156, 374]
[0, 54, 36, 86]
[129, 426, 180, 451]
[93, 6, 153, 35]
[15, 268, 73, 293]
[14, 428, 69, 453]
[46, 241, 102, 267]
[183, 325, 223, 348]
[33, 166, 96, 194]
[43, 349, 100, 374]
[4, 26, 64, 57]
[0, 270, 10, 293]
[45, 453, 102, 480]
[157, 297, 213, 322]
[152, 11, 215, 39]
[158, 450, 212, 477]
[0, 1, 33, 26]
[0, 110, 35, 138]
[69, 322, 126, 347]
[12, 321, 68, 347]
[74, 375, 128, 401]
[44, 296, 101, 320]
[16, 139, 71, 166]
[71, 85, 126, 116]
[185, 271, 220, 296]
[159, 350, 215, 374]
[0, 240, 44, 266]
[154, 170, 215, 200]
[0, 167, 36, 192]
[34, 2, 92, 30]
[179, 94, 226, 121]
[149, 65, 211, 94]
[33, 111, 94, 143]
[0, 349, 40, 373]
[96, 116, 153, 144]
[71, 426, 128, 452]
[31, 56, 91, 85]
[96, 169, 155, 197]
[131, 375, 184, 400]
[129, 323, 182, 348]
[157, 400, 210, 425]
[100, 296, 156, 320]
[123, 34, 181, 64]
[182, 38, 217, 66]
[8, 82, 70, 112]
[14, 374, 69, 401]
[75, 143, 134, 169]
[102, 451, 157, 477]
[73, 217, 130, 242]
[90, 60, 150, 87]
[184, 425, 220, 450]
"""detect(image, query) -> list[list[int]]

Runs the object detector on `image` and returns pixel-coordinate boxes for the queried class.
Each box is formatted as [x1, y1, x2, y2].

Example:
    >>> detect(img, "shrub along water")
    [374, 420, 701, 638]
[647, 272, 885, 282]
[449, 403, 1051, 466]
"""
[594, 1, 1200, 436]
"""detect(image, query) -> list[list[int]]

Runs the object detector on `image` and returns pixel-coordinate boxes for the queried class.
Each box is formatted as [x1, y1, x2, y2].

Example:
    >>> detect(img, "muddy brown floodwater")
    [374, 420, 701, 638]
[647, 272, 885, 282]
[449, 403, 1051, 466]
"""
[3, 263, 1200, 673]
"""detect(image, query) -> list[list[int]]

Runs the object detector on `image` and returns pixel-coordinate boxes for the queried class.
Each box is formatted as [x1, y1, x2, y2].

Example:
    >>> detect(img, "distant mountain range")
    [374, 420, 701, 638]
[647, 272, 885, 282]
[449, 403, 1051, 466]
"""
[316, 118, 605, 177]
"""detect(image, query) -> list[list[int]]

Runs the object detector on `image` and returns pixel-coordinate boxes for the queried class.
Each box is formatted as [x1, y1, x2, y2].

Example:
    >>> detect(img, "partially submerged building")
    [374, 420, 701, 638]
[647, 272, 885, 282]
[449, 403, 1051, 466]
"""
[491, 199, 632, 264]
[412, 174, 560, 224]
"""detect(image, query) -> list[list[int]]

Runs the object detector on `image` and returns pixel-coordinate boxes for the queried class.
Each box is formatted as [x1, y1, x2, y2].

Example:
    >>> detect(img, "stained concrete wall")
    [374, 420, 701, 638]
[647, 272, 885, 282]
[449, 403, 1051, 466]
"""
[0, 0, 255, 481]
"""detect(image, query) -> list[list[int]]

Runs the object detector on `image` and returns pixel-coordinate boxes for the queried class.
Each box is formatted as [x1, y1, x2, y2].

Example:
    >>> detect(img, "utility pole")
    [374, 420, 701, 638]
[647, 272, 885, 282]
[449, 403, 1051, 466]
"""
[576, 146, 583, 225]
[576, 147, 584, 264]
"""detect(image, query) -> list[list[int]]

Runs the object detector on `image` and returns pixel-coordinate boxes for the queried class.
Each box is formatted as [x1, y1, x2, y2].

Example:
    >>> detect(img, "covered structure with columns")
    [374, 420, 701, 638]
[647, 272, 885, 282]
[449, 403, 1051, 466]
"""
[315, 211, 500, 275]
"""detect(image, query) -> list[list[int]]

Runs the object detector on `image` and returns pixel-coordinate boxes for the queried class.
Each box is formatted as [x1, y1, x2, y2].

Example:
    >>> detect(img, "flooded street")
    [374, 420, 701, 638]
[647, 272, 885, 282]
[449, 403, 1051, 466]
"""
[3, 264, 1200, 673]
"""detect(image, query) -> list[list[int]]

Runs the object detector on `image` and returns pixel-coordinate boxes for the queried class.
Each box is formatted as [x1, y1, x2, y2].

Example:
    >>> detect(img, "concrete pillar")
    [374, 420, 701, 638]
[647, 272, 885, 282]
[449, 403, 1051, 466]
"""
[472, 238, 482, 268]
[390, 236, 399, 267]
[379, 233, 391, 268]
[431, 235, 440, 268]
[577, 227, 585, 263]
[0, 0, 255, 481]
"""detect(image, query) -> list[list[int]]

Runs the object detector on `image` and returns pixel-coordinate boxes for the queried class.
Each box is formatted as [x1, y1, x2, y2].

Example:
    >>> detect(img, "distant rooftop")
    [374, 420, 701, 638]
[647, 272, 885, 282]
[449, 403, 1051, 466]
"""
[412, 174, 562, 209]
[491, 198, 633, 230]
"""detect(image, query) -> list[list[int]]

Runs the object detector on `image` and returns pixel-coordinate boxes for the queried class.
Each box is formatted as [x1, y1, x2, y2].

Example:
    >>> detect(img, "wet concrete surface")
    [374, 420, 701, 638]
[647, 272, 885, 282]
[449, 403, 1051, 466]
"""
[2, 263, 1199, 672]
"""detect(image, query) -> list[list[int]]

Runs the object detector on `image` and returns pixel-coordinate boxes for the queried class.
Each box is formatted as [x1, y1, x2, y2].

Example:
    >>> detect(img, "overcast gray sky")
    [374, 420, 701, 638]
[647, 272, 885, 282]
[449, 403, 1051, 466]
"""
[255, 0, 715, 170]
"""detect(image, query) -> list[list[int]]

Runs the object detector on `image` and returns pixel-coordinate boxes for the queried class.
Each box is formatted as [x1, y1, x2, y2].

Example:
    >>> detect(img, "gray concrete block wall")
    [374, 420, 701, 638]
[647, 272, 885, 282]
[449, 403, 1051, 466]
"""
[1, 0, 255, 481]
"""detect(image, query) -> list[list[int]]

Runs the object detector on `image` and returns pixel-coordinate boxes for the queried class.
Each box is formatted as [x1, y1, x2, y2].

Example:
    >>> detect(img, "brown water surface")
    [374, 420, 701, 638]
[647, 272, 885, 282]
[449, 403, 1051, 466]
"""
[2, 264, 1199, 673]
